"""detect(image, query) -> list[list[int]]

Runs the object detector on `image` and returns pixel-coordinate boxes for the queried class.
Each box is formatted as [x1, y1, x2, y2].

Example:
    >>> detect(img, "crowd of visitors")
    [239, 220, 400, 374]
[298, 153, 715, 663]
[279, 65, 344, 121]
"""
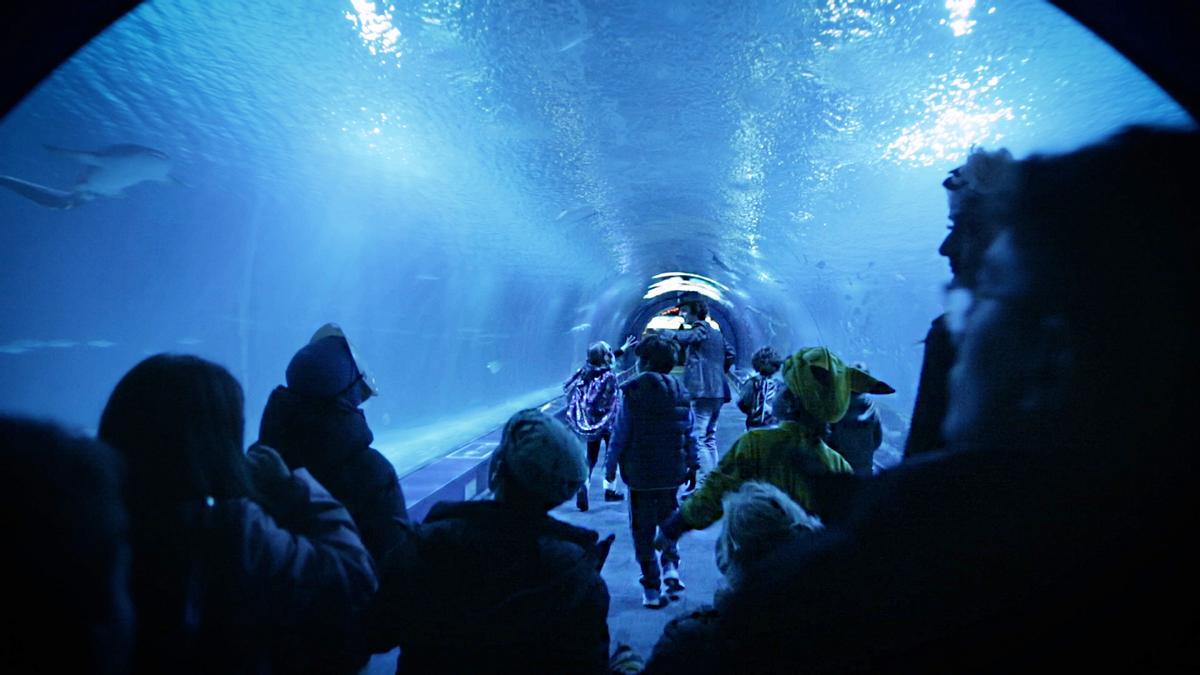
[4, 125, 1194, 672]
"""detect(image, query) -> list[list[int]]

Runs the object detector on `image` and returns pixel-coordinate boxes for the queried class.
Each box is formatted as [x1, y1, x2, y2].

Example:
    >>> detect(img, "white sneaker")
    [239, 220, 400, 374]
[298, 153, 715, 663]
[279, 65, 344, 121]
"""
[642, 587, 667, 609]
[663, 564, 685, 595]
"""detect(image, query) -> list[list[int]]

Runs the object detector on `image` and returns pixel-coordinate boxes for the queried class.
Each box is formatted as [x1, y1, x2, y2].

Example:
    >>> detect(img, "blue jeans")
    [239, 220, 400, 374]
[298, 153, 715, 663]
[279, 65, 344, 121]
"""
[691, 398, 723, 471]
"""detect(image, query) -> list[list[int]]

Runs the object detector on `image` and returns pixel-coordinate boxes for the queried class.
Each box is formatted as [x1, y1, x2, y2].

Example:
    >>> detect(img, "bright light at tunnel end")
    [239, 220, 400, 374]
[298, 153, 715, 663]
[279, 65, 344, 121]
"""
[644, 274, 725, 302]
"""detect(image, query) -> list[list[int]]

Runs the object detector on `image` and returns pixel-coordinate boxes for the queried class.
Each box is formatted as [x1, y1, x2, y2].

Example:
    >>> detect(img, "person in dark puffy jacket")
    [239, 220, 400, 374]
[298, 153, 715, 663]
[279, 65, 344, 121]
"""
[605, 334, 698, 609]
[367, 408, 614, 675]
[98, 354, 378, 675]
[563, 336, 636, 510]
[257, 323, 409, 564]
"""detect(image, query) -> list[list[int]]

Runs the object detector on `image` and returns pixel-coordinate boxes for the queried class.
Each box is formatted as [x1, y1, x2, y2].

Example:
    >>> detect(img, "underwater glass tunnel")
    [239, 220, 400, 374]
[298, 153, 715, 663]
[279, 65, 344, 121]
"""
[0, 0, 1193, 474]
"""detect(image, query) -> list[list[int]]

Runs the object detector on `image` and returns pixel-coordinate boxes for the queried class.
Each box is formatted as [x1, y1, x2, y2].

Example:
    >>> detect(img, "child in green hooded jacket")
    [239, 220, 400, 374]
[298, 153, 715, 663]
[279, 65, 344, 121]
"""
[657, 346, 895, 540]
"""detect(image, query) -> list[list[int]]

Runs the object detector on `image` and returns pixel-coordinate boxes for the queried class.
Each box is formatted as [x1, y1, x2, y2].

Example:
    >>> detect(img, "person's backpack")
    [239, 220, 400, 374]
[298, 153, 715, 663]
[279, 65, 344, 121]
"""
[736, 377, 757, 415]
[737, 375, 778, 427]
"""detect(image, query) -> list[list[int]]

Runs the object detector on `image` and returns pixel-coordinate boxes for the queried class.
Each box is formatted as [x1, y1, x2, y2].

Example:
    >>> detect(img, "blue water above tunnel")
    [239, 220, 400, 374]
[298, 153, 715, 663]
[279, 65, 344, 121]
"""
[0, 0, 1193, 473]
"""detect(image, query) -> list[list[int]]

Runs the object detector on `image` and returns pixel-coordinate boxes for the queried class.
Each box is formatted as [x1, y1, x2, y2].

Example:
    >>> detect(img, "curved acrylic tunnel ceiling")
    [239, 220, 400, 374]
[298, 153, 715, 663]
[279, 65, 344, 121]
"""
[0, 1, 1194, 466]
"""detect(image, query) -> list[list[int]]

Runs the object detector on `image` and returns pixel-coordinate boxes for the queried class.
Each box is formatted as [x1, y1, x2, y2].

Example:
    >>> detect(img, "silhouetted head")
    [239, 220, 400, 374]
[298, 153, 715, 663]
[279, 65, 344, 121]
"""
[489, 408, 586, 511]
[586, 340, 613, 367]
[99, 354, 256, 506]
[751, 346, 783, 376]
[286, 323, 376, 407]
[938, 147, 1017, 288]
[635, 333, 679, 374]
[677, 296, 709, 322]
[1, 416, 133, 674]
[944, 127, 1195, 452]
[715, 481, 823, 588]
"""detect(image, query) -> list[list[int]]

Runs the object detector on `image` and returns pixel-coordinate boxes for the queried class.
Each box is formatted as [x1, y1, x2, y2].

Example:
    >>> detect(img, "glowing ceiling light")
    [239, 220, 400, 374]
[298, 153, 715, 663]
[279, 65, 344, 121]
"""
[644, 276, 724, 302]
[650, 272, 730, 291]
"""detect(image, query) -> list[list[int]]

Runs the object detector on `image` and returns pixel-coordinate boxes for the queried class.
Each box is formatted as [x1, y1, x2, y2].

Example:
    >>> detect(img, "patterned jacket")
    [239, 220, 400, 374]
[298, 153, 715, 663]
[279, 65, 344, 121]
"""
[564, 365, 622, 440]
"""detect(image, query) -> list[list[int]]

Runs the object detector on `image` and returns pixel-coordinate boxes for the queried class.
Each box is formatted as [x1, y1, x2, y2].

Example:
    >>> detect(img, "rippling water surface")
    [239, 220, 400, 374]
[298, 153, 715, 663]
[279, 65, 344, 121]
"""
[0, 0, 1191, 458]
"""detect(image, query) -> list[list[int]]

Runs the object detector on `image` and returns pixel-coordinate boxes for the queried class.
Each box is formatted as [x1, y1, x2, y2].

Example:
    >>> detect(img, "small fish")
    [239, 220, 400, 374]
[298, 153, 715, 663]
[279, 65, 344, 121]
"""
[567, 322, 592, 333]
[485, 360, 503, 374]
[816, 261, 827, 269]
[556, 205, 599, 224]
[709, 250, 737, 274]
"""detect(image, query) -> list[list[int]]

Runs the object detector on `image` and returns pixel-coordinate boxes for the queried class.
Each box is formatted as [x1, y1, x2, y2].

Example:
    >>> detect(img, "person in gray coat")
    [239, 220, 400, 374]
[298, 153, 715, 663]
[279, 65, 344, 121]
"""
[667, 296, 735, 472]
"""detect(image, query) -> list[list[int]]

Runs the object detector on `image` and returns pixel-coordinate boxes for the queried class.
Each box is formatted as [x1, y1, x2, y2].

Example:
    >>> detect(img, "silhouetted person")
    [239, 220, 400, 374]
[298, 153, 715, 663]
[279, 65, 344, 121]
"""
[656, 347, 893, 548]
[99, 354, 377, 675]
[1, 416, 133, 674]
[604, 334, 698, 608]
[667, 296, 736, 471]
[825, 361, 884, 475]
[643, 482, 823, 675]
[712, 127, 1197, 672]
[905, 148, 1014, 459]
[258, 323, 409, 563]
[367, 408, 614, 674]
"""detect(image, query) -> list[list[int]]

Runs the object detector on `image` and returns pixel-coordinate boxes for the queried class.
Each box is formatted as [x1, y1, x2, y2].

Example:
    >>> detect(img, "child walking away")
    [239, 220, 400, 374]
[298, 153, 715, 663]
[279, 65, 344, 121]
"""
[654, 347, 895, 553]
[564, 337, 635, 510]
[737, 346, 784, 430]
[605, 334, 699, 609]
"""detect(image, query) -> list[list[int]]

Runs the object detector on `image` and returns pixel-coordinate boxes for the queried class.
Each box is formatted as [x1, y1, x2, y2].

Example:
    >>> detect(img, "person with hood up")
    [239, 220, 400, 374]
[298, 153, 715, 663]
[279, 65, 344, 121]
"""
[655, 347, 894, 547]
[563, 336, 636, 510]
[604, 334, 699, 608]
[367, 408, 615, 675]
[824, 361, 885, 476]
[257, 323, 409, 565]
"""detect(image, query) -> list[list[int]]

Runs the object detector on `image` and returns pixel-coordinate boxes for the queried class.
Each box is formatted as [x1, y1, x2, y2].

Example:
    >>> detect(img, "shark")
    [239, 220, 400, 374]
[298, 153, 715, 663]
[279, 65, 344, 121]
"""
[0, 143, 181, 209]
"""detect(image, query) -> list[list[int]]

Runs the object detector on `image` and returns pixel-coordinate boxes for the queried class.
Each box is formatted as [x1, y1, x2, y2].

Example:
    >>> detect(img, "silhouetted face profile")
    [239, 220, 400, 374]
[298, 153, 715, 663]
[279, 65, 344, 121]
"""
[678, 305, 695, 324]
[938, 198, 1003, 288]
[943, 232, 1038, 446]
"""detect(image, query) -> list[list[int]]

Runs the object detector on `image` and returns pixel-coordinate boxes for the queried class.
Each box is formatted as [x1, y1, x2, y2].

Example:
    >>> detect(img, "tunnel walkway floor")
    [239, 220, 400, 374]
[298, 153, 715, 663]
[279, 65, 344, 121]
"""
[548, 399, 747, 661]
